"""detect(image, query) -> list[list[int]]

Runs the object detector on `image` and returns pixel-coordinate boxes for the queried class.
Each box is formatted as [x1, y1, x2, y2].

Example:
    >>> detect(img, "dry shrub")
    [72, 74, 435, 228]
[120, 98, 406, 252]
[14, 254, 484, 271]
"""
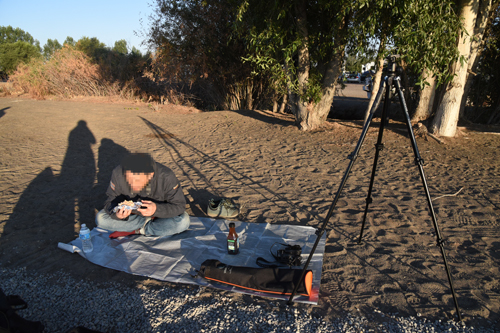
[0, 82, 16, 97]
[10, 46, 134, 99]
[136, 53, 199, 107]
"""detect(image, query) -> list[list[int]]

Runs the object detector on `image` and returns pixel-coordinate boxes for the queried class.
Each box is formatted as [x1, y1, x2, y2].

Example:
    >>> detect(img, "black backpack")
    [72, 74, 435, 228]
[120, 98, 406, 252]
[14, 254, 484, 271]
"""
[0, 287, 44, 333]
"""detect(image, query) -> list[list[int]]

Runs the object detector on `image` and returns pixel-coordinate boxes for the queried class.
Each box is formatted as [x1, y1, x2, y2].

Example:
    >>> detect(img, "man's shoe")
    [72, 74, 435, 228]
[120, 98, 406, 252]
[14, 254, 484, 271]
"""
[207, 198, 239, 218]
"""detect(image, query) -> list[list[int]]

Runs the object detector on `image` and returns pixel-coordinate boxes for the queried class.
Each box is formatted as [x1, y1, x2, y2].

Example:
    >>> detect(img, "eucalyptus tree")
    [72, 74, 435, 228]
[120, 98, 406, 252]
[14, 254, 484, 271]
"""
[466, 2, 500, 123]
[354, 0, 462, 124]
[458, 0, 497, 119]
[237, 0, 463, 131]
[430, 0, 495, 136]
[236, 0, 355, 130]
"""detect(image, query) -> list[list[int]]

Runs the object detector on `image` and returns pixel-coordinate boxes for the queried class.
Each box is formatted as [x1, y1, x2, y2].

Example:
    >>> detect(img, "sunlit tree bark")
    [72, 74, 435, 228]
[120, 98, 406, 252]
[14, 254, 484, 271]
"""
[412, 68, 437, 123]
[431, 0, 482, 136]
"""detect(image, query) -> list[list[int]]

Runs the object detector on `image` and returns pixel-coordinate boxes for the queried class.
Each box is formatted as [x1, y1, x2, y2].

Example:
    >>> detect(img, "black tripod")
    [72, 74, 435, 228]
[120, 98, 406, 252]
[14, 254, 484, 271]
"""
[288, 56, 462, 321]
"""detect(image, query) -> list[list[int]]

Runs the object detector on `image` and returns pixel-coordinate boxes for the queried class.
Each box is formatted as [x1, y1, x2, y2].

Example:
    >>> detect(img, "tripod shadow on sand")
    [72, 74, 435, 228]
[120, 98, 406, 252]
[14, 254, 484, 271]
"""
[137, 114, 469, 318]
[138, 116, 322, 224]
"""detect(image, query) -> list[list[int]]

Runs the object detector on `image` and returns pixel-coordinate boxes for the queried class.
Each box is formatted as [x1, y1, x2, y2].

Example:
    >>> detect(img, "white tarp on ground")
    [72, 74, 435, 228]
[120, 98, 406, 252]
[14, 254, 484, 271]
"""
[59, 216, 326, 304]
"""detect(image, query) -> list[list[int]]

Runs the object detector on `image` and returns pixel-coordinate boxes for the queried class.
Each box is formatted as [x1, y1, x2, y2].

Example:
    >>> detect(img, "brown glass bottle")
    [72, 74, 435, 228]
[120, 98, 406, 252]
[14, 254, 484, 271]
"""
[227, 222, 239, 254]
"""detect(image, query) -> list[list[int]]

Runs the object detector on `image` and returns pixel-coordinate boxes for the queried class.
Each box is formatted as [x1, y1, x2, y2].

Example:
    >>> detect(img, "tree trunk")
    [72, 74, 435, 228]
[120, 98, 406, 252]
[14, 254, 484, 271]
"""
[430, 0, 480, 137]
[412, 68, 437, 123]
[272, 98, 278, 113]
[459, 0, 493, 118]
[312, 58, 344, 122]
[288, 0, 348, 131]
[289, 0, 311, 129]
[246, 80, 253, 110]
[279, 93, 288, 113]
[364, 30, 387, 124]
[488, 102, 500, 124]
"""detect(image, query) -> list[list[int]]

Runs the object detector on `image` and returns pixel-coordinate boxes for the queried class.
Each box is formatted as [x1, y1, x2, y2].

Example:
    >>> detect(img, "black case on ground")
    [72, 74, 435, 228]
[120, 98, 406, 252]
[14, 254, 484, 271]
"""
[198, 259, 313, 296]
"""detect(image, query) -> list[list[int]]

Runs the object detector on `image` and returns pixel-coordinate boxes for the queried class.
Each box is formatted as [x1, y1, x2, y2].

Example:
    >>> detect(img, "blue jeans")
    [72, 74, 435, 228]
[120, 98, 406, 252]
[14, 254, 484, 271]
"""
[95, 210, 190, 237]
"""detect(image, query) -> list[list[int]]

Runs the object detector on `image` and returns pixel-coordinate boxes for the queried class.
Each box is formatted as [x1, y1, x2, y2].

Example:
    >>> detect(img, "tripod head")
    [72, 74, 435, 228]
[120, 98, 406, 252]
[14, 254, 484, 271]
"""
[384, 54, 403, 76]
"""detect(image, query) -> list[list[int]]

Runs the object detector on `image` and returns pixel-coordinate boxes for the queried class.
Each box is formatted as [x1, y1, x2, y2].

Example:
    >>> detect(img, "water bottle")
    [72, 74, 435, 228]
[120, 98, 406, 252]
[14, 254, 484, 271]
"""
[79, 224, 93, 253]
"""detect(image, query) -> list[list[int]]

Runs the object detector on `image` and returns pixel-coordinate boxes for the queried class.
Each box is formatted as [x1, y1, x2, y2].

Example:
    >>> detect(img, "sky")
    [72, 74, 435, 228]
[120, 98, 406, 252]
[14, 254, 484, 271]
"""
[0, 0, 155, 54]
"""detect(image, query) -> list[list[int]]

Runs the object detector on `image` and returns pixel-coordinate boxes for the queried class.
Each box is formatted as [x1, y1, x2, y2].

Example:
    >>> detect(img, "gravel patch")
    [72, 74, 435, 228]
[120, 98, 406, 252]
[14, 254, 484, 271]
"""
[1, 266, 496, 333]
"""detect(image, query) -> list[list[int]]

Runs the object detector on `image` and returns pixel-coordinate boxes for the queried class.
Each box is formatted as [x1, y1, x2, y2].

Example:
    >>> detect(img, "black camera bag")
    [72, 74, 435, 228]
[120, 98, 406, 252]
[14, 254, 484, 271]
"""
[198, 259, 313, 296]
[0, 287, 44, 333]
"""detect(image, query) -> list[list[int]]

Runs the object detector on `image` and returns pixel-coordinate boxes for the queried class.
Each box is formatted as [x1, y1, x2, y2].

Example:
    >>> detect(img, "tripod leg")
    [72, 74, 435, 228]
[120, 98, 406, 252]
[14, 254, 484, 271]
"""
[393, 77, 462, 321]
[287, 78, 387, 304]
[358, 77, 392, 244]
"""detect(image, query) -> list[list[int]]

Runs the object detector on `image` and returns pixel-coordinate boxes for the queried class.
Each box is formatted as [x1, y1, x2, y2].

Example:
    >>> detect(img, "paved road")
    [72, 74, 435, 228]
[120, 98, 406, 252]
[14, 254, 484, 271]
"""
[338, 82, 369, 99]
[331, 82, 370, 120]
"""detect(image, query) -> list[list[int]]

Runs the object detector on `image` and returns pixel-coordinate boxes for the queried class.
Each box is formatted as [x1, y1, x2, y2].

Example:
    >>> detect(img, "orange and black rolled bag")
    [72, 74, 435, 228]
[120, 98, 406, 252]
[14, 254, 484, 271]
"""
[198, 259, 313, 296]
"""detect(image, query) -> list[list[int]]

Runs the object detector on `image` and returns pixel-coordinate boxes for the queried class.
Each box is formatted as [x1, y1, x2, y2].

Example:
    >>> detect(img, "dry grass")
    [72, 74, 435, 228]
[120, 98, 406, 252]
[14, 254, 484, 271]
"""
[5, 46, 219, 110]
[9, 46, 136, 100]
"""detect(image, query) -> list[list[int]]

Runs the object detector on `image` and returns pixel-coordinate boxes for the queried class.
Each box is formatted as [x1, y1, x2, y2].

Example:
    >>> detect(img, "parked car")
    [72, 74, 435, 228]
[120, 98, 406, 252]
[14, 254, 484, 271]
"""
[360, 70, 375, 83]
[346, 73, 361, 83]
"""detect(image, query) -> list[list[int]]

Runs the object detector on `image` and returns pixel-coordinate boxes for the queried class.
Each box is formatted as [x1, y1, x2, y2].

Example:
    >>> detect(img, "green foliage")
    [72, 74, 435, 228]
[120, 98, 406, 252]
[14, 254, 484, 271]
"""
[340, 0, 462, 88]
[0, 26, 152, 102]
[302, 72, 323, 103]
[0, 26, 42, 75]
[0, 40, 42, 74]
[76, 36, 107, 59]
[113, 40, 128, 54]
[43, 39, 62, 60]
[240, 25, 295, 97]
[72, 36, 148, 83]
[142, 0, 467, 115]
[0, 26, 41, 50]
[392, 0, 462, 87]
[146, 0, 258, 109]
[235, 0, 351, 104]
[467, 3, 500, 120]
[64, 37, 76, 47]
[130, 46, 142, 57]
[232, 0, 467, 128]
[10, 44, 150, 100]
[345, 54, 363, 73]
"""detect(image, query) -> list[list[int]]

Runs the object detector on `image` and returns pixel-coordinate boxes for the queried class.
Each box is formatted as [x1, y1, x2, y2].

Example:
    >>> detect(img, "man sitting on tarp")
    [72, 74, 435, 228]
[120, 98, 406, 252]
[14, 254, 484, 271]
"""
[95, 152, 190, 237]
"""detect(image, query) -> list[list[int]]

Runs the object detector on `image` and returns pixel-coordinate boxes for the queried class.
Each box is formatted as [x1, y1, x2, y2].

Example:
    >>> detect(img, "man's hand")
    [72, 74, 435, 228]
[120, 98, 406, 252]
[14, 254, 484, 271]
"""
[115, 206, 132, 220]
[137, 200, 157, 217]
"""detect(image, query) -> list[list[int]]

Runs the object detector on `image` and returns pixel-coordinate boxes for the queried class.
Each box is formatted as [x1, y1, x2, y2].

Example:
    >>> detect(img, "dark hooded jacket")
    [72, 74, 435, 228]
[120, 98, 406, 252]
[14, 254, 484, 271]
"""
[104, 161, 186, 220]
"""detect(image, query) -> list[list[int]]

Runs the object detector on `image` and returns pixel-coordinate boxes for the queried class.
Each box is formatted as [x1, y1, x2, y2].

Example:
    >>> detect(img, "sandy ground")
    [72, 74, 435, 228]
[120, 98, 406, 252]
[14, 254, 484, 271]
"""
[1, 84, 500, 328]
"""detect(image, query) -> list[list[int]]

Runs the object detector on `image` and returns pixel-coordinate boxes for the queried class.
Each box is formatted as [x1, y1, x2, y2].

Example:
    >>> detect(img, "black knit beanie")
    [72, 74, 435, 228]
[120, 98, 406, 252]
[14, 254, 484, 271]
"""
[121, 153, 155, 173]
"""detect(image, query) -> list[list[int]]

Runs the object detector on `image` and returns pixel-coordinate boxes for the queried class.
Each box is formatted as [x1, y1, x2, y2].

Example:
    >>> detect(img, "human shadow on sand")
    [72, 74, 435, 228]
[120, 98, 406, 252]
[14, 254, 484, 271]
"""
[58, 120, 97, 227]
[0, 121, 127, 273]
[0, 107, 9, 119]
[92, 138, 129, 211]
[1, 120, 95, 270]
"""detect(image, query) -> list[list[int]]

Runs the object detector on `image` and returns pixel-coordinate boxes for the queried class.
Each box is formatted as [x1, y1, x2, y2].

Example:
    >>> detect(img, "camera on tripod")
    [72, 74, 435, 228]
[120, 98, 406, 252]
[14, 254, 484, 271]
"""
[384, 54, 402, 75]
